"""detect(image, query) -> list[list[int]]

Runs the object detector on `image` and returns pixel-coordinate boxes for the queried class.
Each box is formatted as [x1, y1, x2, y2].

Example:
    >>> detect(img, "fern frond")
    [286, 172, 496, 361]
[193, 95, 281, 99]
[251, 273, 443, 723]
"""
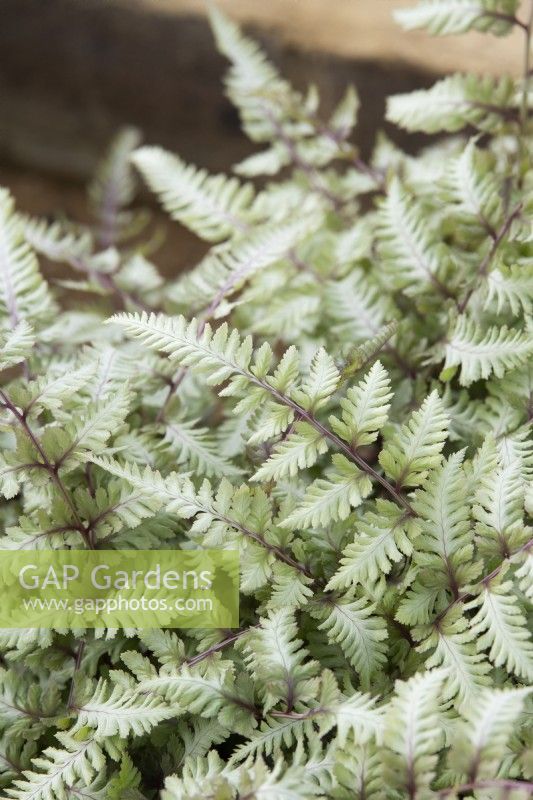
[58, 387, 132, 468]
[279, 454, 371, 529]
[268, 564, 314, 611]
[474, 460, 524, 555]
[340, 322, 399, 381]
[387, 75, 516, 133]
[419, 606, 491, 708]
[329, 360, 392, 447]
[516, 550, 533, 601]
[132, 146, 255, 241]
[108, 313, 255, 391]
[208, 4, 293, 144]
[208, 4, 282, 95]
[122, 651, 234, 719]
[395, 0, 520, 37]
[240, 608, 318, 712]
[0, 737, 36, 785]
[19, 362, 96, 416]
[483, 263, 533, 316]
[230, 716, 317, 764]
[6, 734, 105, 800]
[251, 423, 329, 482]
[444, 139, 503, 231]
[89, 127, 141, 235]
[74, 678, 173, 738]
[323, 673, 384, 748]
[443, 317, 533, 386]
[0, 188, 55, 330]
[395, 583, 444, 626]
[170, 219, 315, 314]
[0, 321, 34, 370]
[22, 216, 92, 263]
[292, 347, 340, 412]
[377, 178, 451, 294]
[382, 670, 446, 798]
[325, 270, 391, 341]
[89, 455, 171, 508]
[379, 391, 449, 488]
[468, 576, 533, 681]
[413, 450, 471, 588]
[449, 686, 532, 782]
[163, 416, 242, 478]
[326, 500, 417, 590]
[231, 672, 383, 762]
[311, 596, 388, 686]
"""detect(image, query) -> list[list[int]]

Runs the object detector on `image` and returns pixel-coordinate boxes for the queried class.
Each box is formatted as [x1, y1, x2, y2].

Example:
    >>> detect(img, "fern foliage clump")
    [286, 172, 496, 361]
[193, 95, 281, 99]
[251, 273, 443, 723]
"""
[0, 2, 532, 797]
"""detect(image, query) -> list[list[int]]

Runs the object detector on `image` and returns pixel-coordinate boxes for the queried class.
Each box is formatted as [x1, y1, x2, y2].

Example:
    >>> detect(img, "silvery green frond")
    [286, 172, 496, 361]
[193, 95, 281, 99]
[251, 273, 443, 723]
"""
[468, 573, 533, 681]
[417, 606, 492, 708]
[279, 455, 371, 529]
[162, 415, 242, 479]
[73, 677, 173, 738]
[387, 75, 516, 133]
[132, 146, 255, 242]
[169, 218, 317, 315]
[329, 360, 392, 447]
[379, 391, 449, 488]
[448, 686, 532, 782]
[0, 321, 34, 371]
[89, 127, 141, 220]
[327, 500, 418, 590]
[0, 3, 532, 797]
[443, 317, 533, 386]
[0, 189, 56, 330]
[382, 670, 447, 798]
[240, 607, 319, 711]
[5, 734, 106, 800]
[377, 178, 452, 294]
[311, 596, 388, 686]
[22, 216, 92, 263]
[395, 0, 520, 37]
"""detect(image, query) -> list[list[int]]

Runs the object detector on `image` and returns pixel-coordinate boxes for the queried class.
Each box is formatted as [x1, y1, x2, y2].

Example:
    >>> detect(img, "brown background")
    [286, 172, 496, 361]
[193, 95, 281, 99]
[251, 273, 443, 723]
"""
[0, 0, 526, 274]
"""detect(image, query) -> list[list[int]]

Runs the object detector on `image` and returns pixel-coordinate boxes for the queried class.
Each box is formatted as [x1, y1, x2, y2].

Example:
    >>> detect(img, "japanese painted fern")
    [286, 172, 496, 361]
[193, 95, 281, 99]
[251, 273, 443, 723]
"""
[0, 2, 532, 798]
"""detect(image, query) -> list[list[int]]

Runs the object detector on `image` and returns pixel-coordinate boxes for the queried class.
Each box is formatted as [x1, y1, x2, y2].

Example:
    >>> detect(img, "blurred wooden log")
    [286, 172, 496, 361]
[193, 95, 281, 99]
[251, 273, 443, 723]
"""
[0, 0, 526, 279]
[0, 0, 526, 184]
[142, 0, 526, 77]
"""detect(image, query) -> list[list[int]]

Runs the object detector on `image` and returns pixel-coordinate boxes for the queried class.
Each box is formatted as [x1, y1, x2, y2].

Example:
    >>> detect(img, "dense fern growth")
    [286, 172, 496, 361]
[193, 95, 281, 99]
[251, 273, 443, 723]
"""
[0, 2, 532, 798]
